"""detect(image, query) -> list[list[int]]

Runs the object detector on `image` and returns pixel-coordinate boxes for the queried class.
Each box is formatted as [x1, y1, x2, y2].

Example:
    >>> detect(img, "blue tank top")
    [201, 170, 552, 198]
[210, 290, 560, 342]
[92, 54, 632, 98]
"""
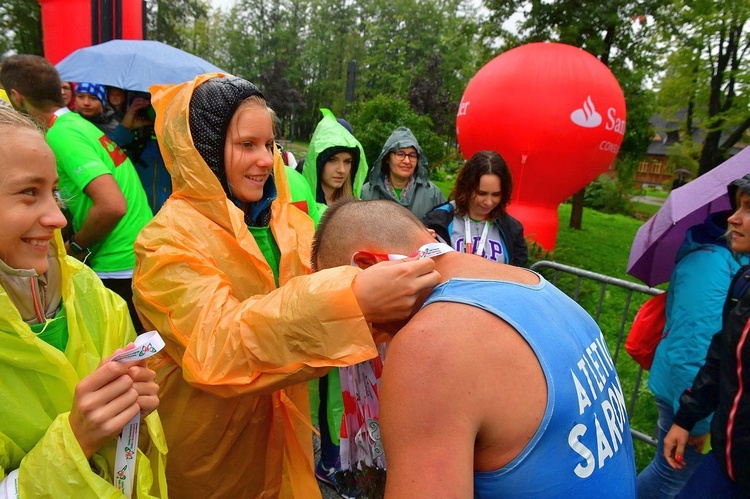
[423, 277, 637, 498]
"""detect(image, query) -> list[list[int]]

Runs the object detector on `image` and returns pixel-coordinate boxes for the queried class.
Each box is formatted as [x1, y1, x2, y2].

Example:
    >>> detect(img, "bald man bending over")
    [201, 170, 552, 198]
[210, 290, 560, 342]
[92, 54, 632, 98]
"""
[312, 199, 637, 498]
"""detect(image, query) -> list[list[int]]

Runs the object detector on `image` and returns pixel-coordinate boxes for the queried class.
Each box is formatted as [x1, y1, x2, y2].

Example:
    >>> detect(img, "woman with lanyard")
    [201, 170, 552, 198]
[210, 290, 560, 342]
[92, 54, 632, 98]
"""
[423, 150, 528, 267]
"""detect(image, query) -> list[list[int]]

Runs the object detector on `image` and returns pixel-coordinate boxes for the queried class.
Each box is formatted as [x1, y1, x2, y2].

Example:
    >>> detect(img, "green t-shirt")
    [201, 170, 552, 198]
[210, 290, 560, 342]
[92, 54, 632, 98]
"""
[30, 302, 68, 353]
[248, 226, 281, 286]
[394, 187, 403, 200]
[46, 111, 153, 273]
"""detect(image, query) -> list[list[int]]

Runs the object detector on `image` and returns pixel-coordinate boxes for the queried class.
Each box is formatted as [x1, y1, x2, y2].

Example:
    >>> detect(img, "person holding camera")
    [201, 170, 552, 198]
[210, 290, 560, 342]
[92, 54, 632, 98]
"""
[76, 84, 169, 214]
[75, 82, 151, 142]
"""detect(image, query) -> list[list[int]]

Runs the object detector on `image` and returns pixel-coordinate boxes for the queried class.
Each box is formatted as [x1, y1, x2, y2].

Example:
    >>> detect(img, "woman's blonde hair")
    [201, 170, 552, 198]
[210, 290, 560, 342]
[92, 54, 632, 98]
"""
[0, 106, 43, 135]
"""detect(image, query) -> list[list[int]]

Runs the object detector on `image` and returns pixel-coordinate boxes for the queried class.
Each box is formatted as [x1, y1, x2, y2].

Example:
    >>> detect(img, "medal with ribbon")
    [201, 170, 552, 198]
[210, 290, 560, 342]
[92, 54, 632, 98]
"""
[110, 331, 165, 498]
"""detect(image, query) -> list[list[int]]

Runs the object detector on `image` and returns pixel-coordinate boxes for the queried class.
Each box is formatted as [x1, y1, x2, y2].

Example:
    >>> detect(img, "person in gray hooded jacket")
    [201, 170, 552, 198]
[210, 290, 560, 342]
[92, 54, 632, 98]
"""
[361, 126, 446, 219]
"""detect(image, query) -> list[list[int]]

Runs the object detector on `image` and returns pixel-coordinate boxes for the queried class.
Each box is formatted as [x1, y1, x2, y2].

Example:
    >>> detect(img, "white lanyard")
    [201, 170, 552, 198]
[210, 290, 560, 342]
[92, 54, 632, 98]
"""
[0, 332, 165, 499]
[416, 242, 455, 259]
[111, 331, 165, 498]
[464, 217, 490, 256]
[350, 242, 454, 266]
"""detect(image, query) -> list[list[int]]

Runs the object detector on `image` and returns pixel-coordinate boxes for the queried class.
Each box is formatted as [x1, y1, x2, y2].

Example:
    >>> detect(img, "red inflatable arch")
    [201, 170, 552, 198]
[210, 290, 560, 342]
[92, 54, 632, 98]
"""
[456, 42, 626, 250]
[39, 0, 144, 64]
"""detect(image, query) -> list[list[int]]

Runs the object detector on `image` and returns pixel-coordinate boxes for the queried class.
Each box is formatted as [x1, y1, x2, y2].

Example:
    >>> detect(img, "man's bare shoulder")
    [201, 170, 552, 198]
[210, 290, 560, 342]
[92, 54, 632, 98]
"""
[390, 299, 516, 368]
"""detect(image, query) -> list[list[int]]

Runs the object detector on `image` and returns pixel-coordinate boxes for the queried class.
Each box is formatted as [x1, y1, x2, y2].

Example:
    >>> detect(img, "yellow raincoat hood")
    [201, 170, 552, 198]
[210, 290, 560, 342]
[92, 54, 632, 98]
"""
[0, 232, 167, 498]
[134, 73, 376, 498]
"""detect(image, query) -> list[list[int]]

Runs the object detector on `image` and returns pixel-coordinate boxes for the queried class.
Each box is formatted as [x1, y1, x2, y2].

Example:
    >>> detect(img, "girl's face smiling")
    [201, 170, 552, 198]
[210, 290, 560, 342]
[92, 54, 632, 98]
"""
[0, 128, 67, 274]
[223, 103, 275, 203]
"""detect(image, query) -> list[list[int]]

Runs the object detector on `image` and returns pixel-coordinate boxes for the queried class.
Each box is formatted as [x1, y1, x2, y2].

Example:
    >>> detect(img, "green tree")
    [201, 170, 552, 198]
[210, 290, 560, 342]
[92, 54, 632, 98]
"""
[258, 59, 305, 138]
[0, 0, 43, 56]
[350, 95, 446, 169]
[408, 55, 454, 138]
[406, 2, 483, 139]
[216, 0, 309, 137]
[653, 0, 750, 175]
[358, 0, 480, 103]
[300, 0, 361, 135]
[145, 0, 210, 51]
[482, 0, 662, 228]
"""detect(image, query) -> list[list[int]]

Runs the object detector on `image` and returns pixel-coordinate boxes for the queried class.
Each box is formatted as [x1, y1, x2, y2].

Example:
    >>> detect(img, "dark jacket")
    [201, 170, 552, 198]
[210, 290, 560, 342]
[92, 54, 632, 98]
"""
[422, 201, 528, 268]
[673, 264, 750, 484]
[360, 127, 445, 219]
[83, 105, 120, 136]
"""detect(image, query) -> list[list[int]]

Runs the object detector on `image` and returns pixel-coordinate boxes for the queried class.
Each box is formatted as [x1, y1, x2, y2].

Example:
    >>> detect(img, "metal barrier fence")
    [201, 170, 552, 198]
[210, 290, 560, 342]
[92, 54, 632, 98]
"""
[530, 260, 664, 447]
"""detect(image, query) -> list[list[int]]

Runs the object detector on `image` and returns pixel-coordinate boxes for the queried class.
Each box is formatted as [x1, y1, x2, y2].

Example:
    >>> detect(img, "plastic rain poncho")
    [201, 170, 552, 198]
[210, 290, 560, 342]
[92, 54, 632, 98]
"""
[301, 108, 368, 213]
[0, 232, 168, 498]
[133, 73, 377, 498]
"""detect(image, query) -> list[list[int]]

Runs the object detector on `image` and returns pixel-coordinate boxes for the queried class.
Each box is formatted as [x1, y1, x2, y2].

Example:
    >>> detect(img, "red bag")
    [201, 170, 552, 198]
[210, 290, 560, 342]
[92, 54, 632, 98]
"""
[625, 292, 667, 370]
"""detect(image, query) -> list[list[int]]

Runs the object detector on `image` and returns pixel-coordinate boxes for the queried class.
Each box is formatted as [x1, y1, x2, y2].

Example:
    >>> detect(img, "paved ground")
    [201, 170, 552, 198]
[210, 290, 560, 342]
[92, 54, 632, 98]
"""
[631, 195, 667, 206]
[313, 430, 344, 498]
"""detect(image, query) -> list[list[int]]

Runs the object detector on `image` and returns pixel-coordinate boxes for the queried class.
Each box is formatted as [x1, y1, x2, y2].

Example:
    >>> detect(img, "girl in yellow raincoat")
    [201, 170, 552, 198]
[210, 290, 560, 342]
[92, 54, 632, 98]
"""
[0, 108, 167, 497]
[132, 74, 440, 498]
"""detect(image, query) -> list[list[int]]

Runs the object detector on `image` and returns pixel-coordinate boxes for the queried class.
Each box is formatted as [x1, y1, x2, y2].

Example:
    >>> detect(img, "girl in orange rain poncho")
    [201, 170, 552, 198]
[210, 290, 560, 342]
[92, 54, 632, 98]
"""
[132, 74, 439, 498]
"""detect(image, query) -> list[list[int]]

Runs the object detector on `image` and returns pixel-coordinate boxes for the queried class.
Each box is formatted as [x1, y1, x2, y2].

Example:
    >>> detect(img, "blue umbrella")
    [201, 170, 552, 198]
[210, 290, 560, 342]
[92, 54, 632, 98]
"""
[56, 40, 229, 92]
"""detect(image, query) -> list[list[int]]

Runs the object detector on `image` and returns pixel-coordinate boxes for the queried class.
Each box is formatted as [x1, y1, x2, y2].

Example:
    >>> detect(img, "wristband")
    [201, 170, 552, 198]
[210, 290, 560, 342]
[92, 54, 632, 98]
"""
[70, 239, 90, 255]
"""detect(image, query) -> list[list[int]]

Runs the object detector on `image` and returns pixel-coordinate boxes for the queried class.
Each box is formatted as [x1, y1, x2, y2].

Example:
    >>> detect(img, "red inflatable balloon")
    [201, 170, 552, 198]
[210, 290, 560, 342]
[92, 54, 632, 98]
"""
[456, 42, 626, 250]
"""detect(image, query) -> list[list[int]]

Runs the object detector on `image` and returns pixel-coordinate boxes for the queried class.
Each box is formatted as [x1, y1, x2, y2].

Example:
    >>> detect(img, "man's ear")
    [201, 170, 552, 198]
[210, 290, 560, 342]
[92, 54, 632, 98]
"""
[8, 89, 24, 110]
[351, 252, 380, 269]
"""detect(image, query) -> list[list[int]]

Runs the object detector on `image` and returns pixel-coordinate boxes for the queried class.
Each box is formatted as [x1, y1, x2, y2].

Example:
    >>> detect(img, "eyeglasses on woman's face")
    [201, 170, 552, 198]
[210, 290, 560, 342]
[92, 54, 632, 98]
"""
[393, 150, 418, 162]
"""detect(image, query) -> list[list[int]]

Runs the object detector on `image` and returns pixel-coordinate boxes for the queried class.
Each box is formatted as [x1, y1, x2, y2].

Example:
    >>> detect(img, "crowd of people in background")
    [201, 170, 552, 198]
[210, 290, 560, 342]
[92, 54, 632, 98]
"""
[0, 52, 748, 499]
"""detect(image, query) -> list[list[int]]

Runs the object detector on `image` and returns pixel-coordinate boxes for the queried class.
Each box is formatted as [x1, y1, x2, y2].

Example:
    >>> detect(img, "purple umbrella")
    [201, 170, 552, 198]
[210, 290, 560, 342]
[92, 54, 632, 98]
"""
[627, 147, 750, 287]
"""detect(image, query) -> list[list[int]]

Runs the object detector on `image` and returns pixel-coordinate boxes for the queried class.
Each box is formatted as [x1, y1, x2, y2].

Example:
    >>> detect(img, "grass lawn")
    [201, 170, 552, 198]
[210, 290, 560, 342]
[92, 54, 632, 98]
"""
[632, 201, 661, 221]
[280, 140, 309, 162]
[642, 187, 670, 199]
[434, 179, 454, 199]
